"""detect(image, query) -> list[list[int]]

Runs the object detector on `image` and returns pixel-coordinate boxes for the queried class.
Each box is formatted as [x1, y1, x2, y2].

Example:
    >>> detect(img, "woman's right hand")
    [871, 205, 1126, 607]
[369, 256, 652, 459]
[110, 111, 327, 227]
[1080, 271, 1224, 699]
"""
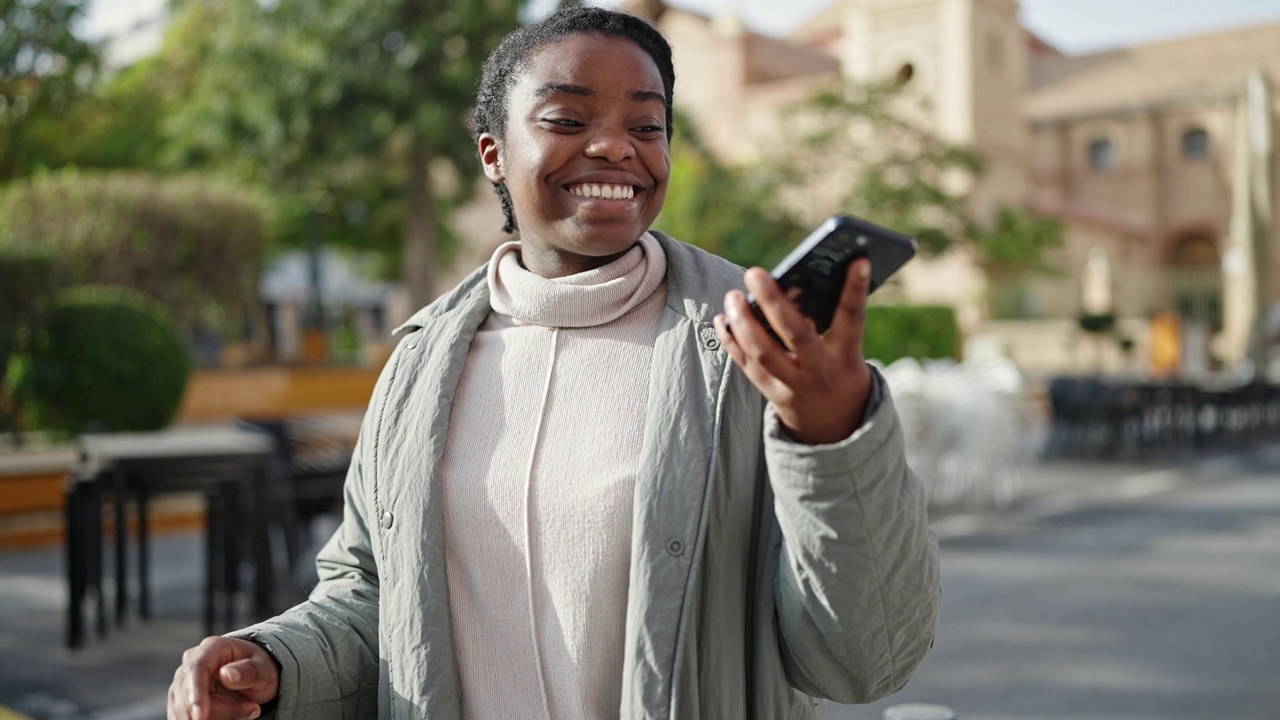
[168, 636, 280, 720]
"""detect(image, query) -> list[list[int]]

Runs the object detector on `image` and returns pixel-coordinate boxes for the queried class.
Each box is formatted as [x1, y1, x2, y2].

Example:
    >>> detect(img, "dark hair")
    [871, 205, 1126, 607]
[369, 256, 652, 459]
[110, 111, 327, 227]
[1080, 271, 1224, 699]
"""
[470, 7, 676, 233]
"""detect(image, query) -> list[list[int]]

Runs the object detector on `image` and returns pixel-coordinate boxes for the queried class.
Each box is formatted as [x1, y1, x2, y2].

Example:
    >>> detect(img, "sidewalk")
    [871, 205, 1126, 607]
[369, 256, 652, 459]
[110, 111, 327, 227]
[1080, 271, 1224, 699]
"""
[0, 532, 203, 720]
[0, 450, 1264, 720]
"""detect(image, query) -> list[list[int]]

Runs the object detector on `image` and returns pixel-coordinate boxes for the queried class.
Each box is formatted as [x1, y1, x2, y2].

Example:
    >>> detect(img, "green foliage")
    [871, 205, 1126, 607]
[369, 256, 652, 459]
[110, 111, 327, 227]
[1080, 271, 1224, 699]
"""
[862, 305, 960, 364]
[0, 247, 58, 432]
[975, 206, 1065, 272]
[13, 286, 191, 436]
[153, 0, 522, 295]
[780, 80, 983, 256]
[0, 0, 101, 181]
[24, 55, 170, 172]
[654, 116, 804, 269]
[0, 170, 272, 334]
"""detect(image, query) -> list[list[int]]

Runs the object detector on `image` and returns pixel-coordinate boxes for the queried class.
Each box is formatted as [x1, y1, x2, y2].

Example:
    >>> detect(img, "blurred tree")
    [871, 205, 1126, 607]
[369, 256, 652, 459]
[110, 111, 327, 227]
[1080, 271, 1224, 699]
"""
[26, 55, 169, 171]
[0, 0, 101, 181]
[0, 247, 57, 435]
[653, 113, 804, 269]
[976, 205, 1064, 274]
[157, 0, 521, 307]
[778, 80, 983, 256]
[776, 79, 1061, 269]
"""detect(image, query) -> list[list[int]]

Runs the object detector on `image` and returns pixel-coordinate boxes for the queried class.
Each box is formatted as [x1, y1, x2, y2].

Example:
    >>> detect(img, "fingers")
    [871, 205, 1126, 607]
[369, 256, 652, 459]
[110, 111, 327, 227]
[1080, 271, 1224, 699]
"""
[182, 640, 215, 720]
[718, 289, 800, 388]
[825, 258, 872, 358]
[742, 267, 820, 355]
[716, 261, 874, 445]
[713, 313, 784, 398]
[170, 636, 279, 720]
[220, 658, 258, 689]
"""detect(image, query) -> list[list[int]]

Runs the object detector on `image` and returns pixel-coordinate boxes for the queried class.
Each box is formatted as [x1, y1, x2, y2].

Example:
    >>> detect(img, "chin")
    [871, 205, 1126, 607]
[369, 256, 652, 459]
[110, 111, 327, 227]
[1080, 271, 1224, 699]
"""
[569, 221, 649, 251]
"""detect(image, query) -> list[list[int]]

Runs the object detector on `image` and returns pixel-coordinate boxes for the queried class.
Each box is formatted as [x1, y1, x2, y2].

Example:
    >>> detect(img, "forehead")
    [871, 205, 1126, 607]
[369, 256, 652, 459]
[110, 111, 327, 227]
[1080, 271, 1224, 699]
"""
[513, 32, 665, 99]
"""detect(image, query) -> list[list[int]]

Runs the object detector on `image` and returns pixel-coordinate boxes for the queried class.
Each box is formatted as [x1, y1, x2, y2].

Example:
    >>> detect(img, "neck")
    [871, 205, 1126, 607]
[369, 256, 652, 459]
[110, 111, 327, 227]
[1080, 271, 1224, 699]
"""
[517, 246, 637, 279]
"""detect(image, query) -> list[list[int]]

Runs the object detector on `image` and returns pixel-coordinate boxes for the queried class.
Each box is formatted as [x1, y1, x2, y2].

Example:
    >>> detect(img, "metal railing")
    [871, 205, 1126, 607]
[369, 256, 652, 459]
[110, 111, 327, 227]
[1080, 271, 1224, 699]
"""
[1043, 377, 1280, 459]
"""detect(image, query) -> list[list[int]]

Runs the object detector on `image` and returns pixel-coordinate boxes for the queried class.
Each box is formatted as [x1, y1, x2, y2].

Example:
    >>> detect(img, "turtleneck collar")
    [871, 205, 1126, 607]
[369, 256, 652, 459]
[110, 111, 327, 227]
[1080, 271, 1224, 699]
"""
[486, 233, 668, 328]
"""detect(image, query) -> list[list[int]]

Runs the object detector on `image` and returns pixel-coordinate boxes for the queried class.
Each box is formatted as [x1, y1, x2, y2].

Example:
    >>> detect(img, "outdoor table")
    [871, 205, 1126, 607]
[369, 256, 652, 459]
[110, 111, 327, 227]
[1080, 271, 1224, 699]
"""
[65, 426, 276, 648]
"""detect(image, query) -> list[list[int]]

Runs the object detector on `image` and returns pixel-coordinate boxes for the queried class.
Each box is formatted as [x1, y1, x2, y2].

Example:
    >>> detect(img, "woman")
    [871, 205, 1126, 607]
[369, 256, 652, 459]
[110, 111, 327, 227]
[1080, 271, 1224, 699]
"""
[168, 8, 939, 720]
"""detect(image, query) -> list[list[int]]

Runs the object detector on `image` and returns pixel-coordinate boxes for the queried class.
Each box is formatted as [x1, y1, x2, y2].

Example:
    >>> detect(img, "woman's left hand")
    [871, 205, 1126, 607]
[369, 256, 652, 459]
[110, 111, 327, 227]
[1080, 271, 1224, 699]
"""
[713, 259, 873, 445]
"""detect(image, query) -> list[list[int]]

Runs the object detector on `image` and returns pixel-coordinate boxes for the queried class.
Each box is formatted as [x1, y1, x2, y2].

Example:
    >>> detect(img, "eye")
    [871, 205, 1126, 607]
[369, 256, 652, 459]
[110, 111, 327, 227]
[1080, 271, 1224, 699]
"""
[633, 124, 665, 137]
[539, 117, 584, 130]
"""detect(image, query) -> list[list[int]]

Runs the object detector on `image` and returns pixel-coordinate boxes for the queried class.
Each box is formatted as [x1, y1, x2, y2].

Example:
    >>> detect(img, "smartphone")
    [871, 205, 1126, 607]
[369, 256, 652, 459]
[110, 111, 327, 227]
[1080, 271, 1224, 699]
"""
[736, 215, 917, 343]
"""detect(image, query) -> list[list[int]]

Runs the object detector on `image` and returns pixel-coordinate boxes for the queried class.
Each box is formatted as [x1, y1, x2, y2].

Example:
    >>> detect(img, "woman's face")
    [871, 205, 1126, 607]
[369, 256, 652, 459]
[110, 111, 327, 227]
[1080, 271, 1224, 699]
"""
[479, 33, 671, 278]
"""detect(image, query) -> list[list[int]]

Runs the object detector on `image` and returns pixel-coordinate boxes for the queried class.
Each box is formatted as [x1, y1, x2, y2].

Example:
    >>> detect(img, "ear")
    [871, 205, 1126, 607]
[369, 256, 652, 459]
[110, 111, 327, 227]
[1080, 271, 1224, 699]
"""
[479, 133, 504, 184]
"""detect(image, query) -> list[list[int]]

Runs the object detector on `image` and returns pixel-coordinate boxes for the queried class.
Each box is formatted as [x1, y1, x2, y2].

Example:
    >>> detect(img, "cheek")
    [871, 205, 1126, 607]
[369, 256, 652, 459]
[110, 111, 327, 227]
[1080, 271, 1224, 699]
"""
[648, 147, 672, 190]
[656, 144, 672, 180]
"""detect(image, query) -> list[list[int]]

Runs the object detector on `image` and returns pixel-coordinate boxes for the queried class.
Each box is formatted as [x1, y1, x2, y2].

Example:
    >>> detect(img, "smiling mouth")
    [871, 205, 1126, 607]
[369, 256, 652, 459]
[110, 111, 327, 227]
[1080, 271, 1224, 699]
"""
[566, 182, 638, 200]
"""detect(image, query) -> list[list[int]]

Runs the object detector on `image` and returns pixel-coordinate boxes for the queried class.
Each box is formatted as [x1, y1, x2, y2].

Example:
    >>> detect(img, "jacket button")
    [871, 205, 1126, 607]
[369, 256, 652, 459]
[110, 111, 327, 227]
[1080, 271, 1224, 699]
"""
[699, 326, 720, 351]
[380, 510, 394, 530]
[666, 539, 684, 556]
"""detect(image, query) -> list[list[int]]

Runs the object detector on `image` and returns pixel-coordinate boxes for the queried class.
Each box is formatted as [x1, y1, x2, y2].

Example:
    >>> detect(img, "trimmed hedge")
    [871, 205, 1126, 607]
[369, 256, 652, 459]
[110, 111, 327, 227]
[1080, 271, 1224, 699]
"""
[0, 171, 272, 335]
[863, 305, 960, 364]
[14, 286, 191, 436]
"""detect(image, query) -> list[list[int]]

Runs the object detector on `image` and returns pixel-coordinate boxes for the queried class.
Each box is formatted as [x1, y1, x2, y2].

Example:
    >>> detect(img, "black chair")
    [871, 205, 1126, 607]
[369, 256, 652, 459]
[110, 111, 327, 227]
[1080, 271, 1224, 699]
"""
[237, 418, 351, 593]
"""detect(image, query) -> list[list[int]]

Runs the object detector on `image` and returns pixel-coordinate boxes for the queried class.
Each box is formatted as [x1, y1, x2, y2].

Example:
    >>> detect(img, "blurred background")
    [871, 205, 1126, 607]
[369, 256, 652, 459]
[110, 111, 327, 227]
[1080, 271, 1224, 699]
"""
[1, 0, 1279, 718]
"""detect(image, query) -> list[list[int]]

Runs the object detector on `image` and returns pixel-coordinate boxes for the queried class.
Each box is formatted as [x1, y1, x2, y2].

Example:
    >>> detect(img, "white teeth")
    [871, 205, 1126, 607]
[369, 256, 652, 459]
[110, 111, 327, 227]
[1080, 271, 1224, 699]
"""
[570, 183, 634, 200]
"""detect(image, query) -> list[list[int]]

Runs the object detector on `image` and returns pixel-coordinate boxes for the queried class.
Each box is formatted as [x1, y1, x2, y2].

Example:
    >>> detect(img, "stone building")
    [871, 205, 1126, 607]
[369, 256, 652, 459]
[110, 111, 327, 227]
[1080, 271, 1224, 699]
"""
[615, 0, 1280, 379]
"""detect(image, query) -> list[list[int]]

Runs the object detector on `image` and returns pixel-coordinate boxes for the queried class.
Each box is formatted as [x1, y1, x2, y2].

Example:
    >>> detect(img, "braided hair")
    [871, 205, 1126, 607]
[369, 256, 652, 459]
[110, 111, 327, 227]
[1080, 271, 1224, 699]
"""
[470, 7, 676, 234]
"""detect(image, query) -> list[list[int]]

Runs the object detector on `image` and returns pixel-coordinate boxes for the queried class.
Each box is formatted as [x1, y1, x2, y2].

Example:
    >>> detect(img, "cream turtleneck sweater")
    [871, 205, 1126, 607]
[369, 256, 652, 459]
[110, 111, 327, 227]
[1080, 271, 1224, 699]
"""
[441, 233, 668, 720]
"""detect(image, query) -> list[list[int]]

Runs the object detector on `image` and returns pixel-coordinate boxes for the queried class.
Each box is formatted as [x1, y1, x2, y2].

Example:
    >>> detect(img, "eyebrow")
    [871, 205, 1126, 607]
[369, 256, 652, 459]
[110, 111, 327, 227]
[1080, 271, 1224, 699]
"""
[534, 83, 667, 107]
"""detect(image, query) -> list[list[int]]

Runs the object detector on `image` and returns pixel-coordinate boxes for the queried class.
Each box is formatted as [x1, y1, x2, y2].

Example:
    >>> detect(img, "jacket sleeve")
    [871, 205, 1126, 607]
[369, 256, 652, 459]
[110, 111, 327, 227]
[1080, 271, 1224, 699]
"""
[225, 405, 383, 718]
[767, 366, 941, 704]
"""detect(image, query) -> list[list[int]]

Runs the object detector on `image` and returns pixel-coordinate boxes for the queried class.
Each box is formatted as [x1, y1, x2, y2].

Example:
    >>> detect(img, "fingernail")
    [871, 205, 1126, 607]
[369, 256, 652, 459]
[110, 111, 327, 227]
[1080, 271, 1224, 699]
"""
[225, 666, 242, 684]
[858, 261, 871, 279]
[191, 705, 202, 720]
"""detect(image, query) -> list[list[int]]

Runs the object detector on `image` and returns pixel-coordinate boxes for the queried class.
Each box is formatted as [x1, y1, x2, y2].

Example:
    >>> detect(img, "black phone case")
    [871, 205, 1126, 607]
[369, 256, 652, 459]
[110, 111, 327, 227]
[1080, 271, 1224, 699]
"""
[745, 215, 917, 340]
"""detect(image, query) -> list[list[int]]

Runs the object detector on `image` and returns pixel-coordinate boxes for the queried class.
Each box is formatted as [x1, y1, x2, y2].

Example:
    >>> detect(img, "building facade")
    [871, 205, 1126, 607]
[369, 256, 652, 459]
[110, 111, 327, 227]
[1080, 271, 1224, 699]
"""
[621, 0, 1280, 379]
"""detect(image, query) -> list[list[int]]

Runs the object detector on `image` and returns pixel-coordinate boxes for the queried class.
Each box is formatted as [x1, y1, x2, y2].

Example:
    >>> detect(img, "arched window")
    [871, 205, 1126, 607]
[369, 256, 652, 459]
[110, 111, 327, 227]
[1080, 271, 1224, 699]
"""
[1088, 138, 1114, 171]
[1168, 231, 1222, 326]
[1182, 128, 1209, 159]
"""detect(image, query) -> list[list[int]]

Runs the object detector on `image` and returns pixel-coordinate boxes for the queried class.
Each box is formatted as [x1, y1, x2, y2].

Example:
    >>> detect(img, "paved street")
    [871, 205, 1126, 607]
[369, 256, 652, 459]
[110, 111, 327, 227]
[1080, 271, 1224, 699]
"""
[1, 449, 1277, 720]
[834, 446, 1280, 720]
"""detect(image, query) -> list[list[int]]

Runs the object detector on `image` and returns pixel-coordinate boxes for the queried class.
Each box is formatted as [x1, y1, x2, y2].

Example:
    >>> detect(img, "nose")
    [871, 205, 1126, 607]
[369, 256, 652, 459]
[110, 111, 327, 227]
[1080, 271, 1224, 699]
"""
[584, 127, 634, 164]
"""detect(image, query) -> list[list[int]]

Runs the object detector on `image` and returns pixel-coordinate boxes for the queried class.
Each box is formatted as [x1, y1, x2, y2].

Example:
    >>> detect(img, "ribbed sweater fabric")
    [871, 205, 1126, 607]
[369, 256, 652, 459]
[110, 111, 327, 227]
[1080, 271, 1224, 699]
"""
[440, 233, 668, 720]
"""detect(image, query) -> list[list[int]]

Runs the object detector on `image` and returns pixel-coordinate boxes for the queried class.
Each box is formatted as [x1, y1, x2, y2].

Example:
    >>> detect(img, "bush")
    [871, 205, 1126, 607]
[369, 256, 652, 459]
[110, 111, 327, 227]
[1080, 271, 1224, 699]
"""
[653, 113, 805, 270]
[0, 170, 272, 336]
[863, 305, 960, 364]
[14, 286, 191, 436]
[0, 248, 58, 376]
[0, 249, 59, 432]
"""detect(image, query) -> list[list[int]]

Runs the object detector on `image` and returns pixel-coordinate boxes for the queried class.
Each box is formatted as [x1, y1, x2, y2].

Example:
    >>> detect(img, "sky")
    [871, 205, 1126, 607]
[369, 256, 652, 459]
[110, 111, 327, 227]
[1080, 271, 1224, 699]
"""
[85, 0, 1280, 67]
